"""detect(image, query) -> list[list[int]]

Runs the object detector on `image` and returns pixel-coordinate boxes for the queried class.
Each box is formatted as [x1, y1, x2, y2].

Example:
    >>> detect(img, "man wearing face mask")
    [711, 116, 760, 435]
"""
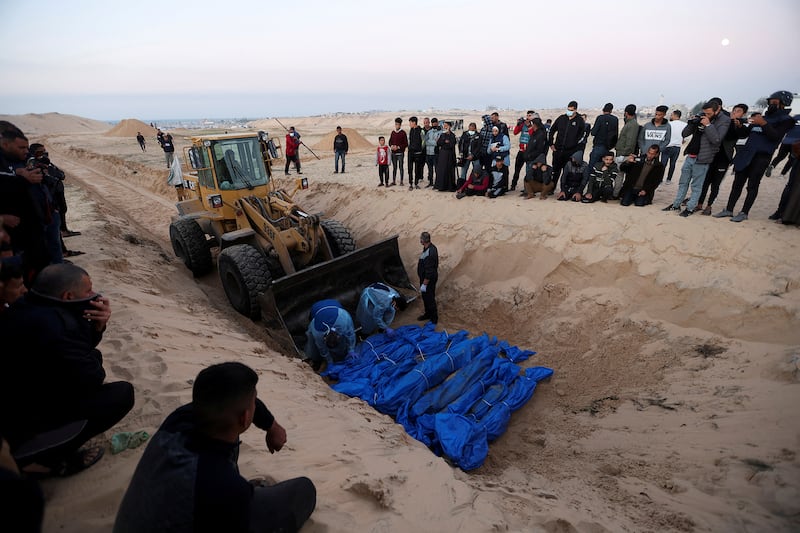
[548, 101, 586, 184]
[458, 122, 481, 186]
[715, 91, 795, 222]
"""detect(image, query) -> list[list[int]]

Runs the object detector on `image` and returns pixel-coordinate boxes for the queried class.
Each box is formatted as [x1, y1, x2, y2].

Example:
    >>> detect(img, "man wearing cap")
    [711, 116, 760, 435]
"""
[587, 103, 619, 179]
[715, 91, 795, 222]
[511, 111, 537, 191]
[548, 101, 586, 184]
[303, 299, 356, 369]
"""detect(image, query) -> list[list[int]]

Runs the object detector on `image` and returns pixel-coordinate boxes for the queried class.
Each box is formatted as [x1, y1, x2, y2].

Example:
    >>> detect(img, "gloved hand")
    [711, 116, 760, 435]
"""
[384, 327, 396, 338]
[346, 350, 358, 361]
[420, 284, 427, 293]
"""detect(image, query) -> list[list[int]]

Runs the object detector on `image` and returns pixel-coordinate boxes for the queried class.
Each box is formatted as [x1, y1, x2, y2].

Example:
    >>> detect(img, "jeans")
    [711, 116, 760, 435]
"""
[425, 154, 437, 184]
[672, 157, 709, 211]
[661, 145, 681, 181]
[391, 151, 404, 182]
[334, 150, 346, 172]
[459, 159, 480, 183]
[585, 144, 607, 182]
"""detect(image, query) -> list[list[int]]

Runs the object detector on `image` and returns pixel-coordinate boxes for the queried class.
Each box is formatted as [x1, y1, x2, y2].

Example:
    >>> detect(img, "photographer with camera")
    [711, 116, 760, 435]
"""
[715, 90, 795, 222]
[511, 111, 537, 191]
[0, 123, 52, 282]
[663, 100, 730, 217]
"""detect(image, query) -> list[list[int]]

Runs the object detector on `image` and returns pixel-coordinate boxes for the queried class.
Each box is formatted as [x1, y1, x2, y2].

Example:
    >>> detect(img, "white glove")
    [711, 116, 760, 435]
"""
[420, 284, 427, 293]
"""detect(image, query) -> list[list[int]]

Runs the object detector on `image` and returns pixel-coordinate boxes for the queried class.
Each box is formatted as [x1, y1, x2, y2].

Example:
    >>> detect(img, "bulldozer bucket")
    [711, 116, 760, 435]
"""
[258, 235, 416, 357]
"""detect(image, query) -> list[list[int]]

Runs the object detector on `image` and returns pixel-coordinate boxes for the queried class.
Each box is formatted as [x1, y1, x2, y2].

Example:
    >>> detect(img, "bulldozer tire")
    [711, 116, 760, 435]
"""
[170, 218, 213, 277]
[321, 220, 356, 257]
[218, 244, 271, 319]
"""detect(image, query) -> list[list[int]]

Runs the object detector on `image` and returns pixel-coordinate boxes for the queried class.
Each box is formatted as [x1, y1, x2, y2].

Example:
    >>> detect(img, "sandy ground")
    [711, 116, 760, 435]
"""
[6, 111, 800, 532]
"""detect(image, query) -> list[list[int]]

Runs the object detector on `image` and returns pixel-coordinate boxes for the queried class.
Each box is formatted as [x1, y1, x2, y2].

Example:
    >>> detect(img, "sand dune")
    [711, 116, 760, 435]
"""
[4, 111, 799, 532]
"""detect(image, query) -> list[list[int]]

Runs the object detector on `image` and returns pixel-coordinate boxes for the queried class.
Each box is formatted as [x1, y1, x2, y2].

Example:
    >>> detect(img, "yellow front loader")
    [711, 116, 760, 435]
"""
[169, 131, 414, 355]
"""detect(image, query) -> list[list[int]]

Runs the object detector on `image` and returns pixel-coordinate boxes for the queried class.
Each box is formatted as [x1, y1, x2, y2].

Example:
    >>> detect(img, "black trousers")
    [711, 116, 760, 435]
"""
[726, 153, 771, 214]
[17, 381, 134, 468]
[284, 154, 301, 173]
[251, 476, 316, 533]
[511, 150, 526, 189]
[408, 152, 425, 185]
[421, 278, 438, 323]
[551, 149, 571, 184]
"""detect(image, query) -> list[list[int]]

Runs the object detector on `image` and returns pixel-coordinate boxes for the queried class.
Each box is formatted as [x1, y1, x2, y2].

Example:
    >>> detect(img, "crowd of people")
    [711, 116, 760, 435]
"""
[357, 93, 800, 224]
[0, 120, 317, 531]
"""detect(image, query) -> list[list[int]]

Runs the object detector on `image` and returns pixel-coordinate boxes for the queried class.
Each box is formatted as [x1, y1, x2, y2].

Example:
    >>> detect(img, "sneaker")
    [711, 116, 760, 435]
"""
[712, 209, 733, 218]
[388, 182, 395, 187]
[378, 183, 384, 187]
[662, 204, 680, 211]
[765, 165, 773, 177]
[702, 206, 712, 216]
[768, 211, 782, 220]
[694, 205, 703, 212]
[334, 170, 339, 174]
[679, 209, 693, 217]
[730, 212, 748, 222]
[425, 183, 433, 188]
[415, 184, 421, 189]
[298, 171, 303, 174]
[409, 185, 414, 191]
[456, 192, 466, 199]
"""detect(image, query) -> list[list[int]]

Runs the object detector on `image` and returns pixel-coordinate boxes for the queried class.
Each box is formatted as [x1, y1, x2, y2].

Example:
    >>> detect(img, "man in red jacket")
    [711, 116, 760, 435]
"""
[284, 127, 302, 175]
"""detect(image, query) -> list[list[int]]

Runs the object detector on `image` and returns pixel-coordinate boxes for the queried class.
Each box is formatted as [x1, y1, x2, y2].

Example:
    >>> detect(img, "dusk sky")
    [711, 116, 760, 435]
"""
[2, 0, 798, 120]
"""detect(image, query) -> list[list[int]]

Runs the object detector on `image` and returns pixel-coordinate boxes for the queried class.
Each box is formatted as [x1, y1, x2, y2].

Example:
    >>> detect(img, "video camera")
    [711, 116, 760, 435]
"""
[687, 113, 705, 126]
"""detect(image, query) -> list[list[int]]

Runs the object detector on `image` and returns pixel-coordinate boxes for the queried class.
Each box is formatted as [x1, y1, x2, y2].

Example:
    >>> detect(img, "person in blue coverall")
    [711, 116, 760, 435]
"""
[304, 299, 356, 369]
[355, 283, 407, 337]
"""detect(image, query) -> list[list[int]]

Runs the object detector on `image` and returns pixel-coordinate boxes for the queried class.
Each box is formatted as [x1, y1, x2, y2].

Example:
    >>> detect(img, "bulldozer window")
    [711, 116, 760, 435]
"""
[212, 139, 268, 190]
[191, 146, 215, 189]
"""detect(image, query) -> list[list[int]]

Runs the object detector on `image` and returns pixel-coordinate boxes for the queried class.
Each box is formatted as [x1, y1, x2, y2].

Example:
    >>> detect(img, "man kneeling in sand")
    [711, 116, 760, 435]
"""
[0, 263, 134, 477]
[114, 362, 315, 533]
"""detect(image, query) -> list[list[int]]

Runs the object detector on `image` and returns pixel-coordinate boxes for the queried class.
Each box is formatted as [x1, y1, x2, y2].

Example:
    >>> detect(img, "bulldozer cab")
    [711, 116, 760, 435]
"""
[183, 132, 283, 211]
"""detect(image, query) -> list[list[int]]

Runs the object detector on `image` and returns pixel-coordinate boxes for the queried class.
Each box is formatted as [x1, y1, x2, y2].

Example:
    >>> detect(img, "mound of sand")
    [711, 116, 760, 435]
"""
[0, 112, 110, 136]
[105, 119, 158, 137]
[311, 127, 374, 151]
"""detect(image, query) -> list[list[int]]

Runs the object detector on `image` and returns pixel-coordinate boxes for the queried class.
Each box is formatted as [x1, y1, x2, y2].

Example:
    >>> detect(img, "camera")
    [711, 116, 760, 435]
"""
[687, 113, 705, 126]
[517, 117, 525, 125]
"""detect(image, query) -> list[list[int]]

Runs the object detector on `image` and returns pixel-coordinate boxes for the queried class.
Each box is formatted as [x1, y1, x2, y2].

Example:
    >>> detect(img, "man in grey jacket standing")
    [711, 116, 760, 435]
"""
[663, 101, 730, 217]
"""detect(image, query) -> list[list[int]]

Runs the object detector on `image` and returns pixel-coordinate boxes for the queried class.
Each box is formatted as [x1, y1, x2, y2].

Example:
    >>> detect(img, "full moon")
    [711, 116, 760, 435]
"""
[721, 38, 730, 46]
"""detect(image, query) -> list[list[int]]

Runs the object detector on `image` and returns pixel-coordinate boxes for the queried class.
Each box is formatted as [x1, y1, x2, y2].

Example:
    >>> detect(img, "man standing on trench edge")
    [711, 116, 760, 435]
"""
[417, 231, 438, 325]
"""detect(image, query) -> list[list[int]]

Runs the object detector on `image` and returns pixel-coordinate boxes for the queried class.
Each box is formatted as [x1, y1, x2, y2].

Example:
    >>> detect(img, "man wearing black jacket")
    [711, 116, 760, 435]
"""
[0, 263, 134, 475]
[115, 362, 315, 533]
[548, 101, 586, 183]
[586, 103, 619, 180]
[417, 231, 438, 325]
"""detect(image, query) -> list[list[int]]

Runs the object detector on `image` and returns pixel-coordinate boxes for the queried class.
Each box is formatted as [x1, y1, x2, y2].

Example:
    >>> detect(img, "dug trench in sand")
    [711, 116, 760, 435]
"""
[4, 111, 799, 533]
